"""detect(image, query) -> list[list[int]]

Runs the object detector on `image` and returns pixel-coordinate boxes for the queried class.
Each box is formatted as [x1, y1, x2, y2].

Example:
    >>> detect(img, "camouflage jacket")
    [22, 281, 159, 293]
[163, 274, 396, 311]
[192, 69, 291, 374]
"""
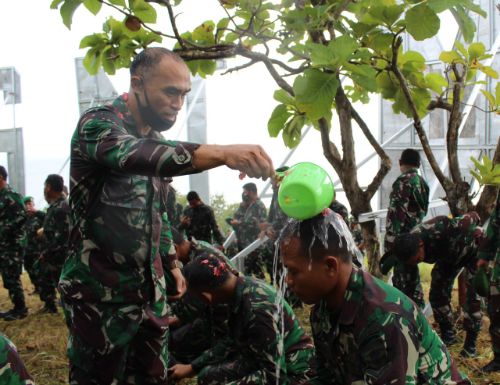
[310, 268, 469, 385]
[42, 196, 70, 265]
[477, 192, 499, 282]
[0, 333, 34, 385]
[59, 93, 200, 309]
[329, 200, 350, 226]
[233, 199, 267, 249]
[411, 212, 481, 267]
[191, 276, 314, 382]
[181, 204, 224, 245]
[385, 168, 429, 251]
[0, 185, 26, 259]
[24, 210, 45, 256]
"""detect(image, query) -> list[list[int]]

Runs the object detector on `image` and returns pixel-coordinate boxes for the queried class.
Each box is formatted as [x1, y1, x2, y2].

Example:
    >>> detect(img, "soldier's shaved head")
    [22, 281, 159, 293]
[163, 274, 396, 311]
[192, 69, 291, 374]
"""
[130, 47, 185, 78]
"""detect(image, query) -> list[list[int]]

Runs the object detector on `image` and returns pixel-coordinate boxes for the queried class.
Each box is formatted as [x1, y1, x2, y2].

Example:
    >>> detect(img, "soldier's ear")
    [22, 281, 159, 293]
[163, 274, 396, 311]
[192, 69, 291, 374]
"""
[131, 75, 143, 91]
[324, 255, 339, 275]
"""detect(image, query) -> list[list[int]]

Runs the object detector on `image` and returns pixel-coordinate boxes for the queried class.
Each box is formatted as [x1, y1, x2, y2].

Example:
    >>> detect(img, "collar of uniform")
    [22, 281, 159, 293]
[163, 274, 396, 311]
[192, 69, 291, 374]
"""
[230, 275, 246, 315]
[111, 93, 139, 136]
[336, 267, 364, 326]
[49, 195, 66, 208]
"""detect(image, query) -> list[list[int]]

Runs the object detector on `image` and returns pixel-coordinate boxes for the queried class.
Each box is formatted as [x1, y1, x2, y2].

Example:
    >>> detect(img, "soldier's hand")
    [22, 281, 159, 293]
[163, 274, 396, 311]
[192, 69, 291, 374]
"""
[168, 267, 186, 300]
[222, 145, 274, 180]
[169, 364, 195, 380]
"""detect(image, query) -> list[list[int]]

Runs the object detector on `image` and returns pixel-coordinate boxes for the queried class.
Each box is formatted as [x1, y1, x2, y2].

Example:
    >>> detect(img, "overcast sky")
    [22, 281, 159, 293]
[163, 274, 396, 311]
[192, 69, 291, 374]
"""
[3, 0, 446, 210]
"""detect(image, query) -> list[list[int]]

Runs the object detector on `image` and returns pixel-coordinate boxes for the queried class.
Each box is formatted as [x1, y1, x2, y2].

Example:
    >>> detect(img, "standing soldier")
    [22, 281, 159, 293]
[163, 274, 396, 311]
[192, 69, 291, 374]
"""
[39, 174, 70, 313]
[384, 149, 429, 309]
[393, 212, 483, 356]
[180, 191, 225, 247]
[0, 166, 28, 321]
[58, 47, 273, 384]
[23, 196, 45, 294]
[280, 210, 470, 385]
[231, 183, 267, 278]
[477, 190, 500, 372]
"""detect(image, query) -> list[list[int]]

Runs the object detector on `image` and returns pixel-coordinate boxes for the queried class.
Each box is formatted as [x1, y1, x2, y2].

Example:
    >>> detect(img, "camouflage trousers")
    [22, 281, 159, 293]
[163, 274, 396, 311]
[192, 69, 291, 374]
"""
[198, 347, 316, 385]
[487, 260, 500, 355]
[392, 261, 425, 309]
[0, 256, 25, 309]
[242, 250, 265, 279]
[63, 300, 169, 385]
[0, 333, 34, 385]
[23, 252, 41, 291]
[39, 259, 63, 306]
[430, 261, 482, 334]
[169, 318, 211, 364]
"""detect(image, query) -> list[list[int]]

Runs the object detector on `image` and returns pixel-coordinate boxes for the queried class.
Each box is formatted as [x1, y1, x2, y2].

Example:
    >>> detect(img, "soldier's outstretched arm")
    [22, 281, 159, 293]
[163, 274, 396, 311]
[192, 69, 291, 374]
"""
[192, 144, 274, 180]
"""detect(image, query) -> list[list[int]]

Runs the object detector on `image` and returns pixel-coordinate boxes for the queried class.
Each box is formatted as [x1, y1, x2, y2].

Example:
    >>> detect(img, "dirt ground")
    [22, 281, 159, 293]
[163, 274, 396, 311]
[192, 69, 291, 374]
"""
[0, 274, 499, 384]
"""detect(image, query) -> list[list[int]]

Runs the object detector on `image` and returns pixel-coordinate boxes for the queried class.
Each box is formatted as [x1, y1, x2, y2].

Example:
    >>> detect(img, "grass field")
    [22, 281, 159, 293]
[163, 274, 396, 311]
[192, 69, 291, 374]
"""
[1, 272, 499, 384]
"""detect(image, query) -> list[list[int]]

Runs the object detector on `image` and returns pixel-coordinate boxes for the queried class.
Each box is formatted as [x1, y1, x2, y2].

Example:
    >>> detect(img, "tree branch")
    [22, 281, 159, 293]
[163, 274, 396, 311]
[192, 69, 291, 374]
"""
[147, 0, 186, 48]
[319, 117, 342, 171]
[447, 63, 465, 185]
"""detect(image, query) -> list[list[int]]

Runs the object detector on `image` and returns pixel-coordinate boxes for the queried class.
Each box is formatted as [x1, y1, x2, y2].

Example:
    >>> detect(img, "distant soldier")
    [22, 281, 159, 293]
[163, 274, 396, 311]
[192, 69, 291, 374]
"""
[0, 165, 28, 321]
[329, 199, 350, 226]
[39, 174, 70, 313]
[280, 209, 470, 385]
[0, 333, 34, 384]
[231, 183, 267, 278]
[180, 191, 225, 247]
[22, 196, 45, 294]
[166, 184, 183, 230]
[384, 149, 429, 309]
[169, 252, 315, 385]
[477, 190, 500, 372]
[393, 212, 483, 356]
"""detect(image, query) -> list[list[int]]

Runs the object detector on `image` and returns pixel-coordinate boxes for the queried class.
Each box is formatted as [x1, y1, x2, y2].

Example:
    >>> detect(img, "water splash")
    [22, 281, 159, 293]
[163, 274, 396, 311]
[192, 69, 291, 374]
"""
[272, 237, 287, 385]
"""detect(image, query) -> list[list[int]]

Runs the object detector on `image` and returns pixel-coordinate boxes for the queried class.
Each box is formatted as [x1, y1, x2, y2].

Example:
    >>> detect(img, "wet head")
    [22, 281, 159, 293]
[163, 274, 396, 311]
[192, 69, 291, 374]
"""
[279, 210, 354, 307]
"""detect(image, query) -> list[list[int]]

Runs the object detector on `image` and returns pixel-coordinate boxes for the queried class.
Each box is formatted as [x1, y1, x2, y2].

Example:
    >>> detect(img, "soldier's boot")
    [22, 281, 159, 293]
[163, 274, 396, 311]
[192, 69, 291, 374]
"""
[0, 309, 14, 319]
[3, 305, 28, 321]
[460, 331, 478, 358]
[482, 355, 500, 372]
[439, 325, 457, 346]
[42, 301, 58, 314]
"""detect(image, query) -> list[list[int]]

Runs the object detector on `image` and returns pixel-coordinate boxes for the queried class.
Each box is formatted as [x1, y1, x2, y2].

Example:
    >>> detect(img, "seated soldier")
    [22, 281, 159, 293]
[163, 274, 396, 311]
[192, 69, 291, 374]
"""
[280, 209, 470, 385]
[169, 252, 315, 385]
[0, 333, 34, 384]
[393, 212, 483, 357]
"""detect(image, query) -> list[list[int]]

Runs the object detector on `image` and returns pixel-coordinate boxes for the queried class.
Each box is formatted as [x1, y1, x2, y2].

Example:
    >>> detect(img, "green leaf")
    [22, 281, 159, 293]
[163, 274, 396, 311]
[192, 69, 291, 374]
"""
[309, 43, 335, 66]
[427, 0, 457, 13]
[100, 46, 116, 75]
[450, 6, 476, 43]
[454, 41, 468, 59]
[367, 5, 405, 27]
[109, 0, 126, 5]
[130, 0, 157, 23]
[330, 35, 358, 64]
[185, 60, 200, 76]
[273, 89, 295, 105]
[468, 42, 486, 60]
[268, 104, 291, 137]
[79, 33, 105, 49]
[376, 72, 398, 99]
[83, 0, 101, 15]
[405, 4, 440, 41]
[480, 90, 496, 109]
[82, 47, 101, 75]
[282, 114, 305, 148]
[50, 0, 64, 9]
[478, 65, 499, 79]
[496, 82, 500, 105]
[293, 69, 339, 120]
[439, 50, 463, 64]
[425, 73, 448, 94]
[60, 0, 83, 29]
[198, 60, 217, 78]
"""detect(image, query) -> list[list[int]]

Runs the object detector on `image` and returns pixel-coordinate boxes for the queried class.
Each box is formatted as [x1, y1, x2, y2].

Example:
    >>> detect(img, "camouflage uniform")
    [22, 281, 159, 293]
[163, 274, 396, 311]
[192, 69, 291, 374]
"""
[329, 200, 350, 226]
[233, 199, 267, 278]
[310, 267, 470, 385]
[411, 213, 482, 337]
[23, 209, 45, 291]
[0, 185, 27, 312]
[192, 276, 315, 385]
[58, 93, 199, 384]
[39, 195, 70, 309]
[385, 168, 429, 309]
[477, 191, 500, 359]
[181, 203, 224, 245]
[0, 333, 34, 385]
[169, 243, 236, 364]
[165, 184, 182, 231]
